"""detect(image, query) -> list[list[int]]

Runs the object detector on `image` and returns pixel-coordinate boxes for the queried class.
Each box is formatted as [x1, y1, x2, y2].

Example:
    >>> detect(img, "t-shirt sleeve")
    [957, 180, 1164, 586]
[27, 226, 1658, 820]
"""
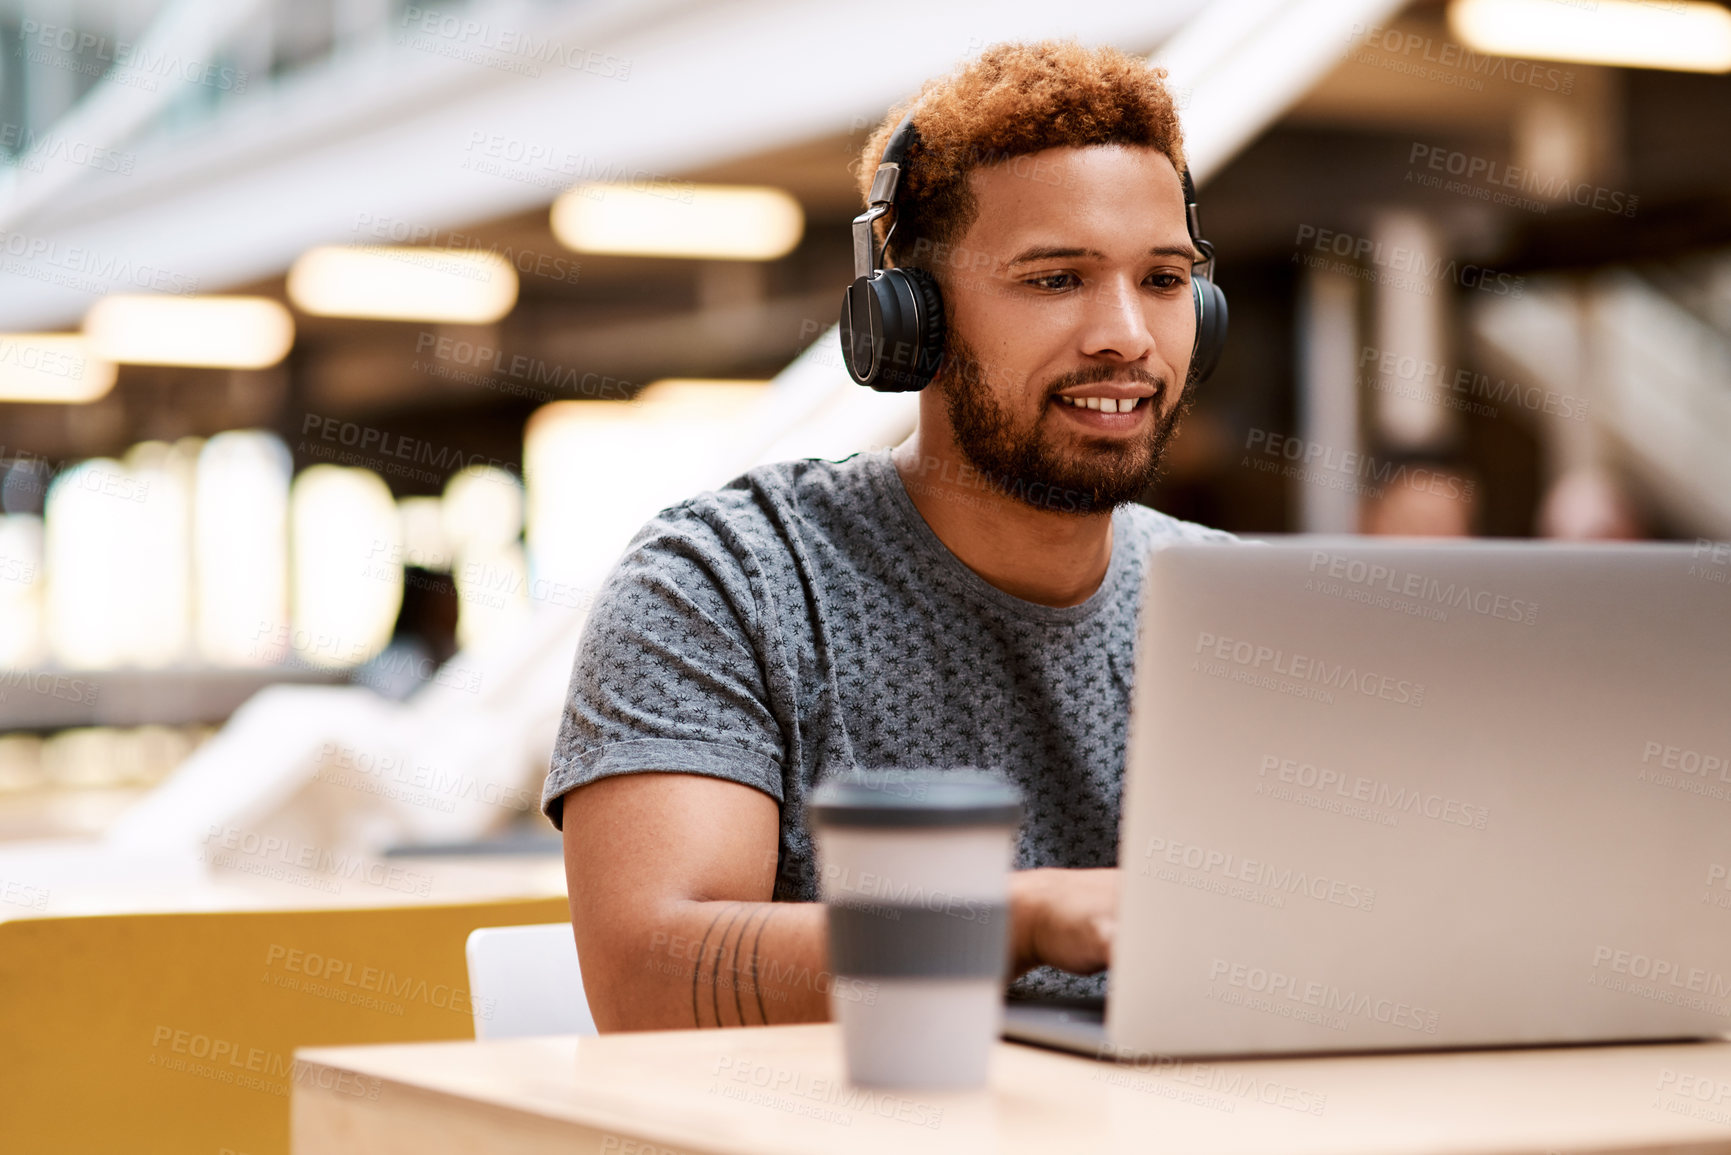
[541, 510, 786, 830]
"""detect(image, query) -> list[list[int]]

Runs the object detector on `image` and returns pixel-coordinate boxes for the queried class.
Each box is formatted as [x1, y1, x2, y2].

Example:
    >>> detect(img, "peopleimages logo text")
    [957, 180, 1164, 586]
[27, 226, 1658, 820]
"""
[1345, 23, 1574, 94]
[1358, 343, 1588, 422]
[1592, 946, 1731, 1000]
[1143, 836, 1376, 911]
[1408, 143, 1637, 218]
[1643, 741, 1730, 782]
[1307, 550, 1538, 626]
[18, 20, 248, 91]
[1257, 755, 1490, 829]
[1194, 631, 1426, 707]
[1208, 958, 1440, 1033]
[1245, 430, 1476, 501]
[1293, 224, 1523, 297]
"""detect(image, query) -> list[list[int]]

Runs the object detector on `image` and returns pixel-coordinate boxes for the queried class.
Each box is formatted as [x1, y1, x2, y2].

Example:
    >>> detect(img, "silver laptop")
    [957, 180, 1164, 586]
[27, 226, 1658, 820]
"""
[1005, 538, 1731, 1057]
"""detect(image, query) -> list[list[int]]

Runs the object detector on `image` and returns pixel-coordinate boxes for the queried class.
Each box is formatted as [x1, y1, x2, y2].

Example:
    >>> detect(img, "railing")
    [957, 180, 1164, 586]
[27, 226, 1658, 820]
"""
[0, 0, 521, 226]
[0, 1, 500, 149]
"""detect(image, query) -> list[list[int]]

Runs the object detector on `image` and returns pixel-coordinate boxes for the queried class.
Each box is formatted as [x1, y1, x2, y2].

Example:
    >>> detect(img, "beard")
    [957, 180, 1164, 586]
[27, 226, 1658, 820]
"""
[937, 334, 1193, 514]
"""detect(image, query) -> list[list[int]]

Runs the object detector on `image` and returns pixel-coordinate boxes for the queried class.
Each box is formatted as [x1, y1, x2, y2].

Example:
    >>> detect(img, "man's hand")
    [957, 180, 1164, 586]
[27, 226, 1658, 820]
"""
[1008, 867, 1119, 977]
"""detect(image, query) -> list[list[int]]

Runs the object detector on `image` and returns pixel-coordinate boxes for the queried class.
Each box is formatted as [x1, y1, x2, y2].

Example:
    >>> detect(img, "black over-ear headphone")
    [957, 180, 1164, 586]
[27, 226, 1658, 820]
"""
[838, 110, 1230, 393]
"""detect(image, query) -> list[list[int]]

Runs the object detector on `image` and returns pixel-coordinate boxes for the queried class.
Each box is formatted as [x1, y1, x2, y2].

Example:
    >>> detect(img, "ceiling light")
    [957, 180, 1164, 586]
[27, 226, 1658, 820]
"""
[287, 245, 518, 323]
[85, 296, 295, 369]
[0, 334, 117, 402]
[1450, 0, 1731, 72]
[551, 184, 804, 260]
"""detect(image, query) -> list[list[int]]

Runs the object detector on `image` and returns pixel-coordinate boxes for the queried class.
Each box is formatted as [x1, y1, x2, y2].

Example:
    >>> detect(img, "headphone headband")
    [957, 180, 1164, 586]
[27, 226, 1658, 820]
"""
[852, 110, 918, 281]
[878, 109, 919, 173]
[1181, 168, 1216, 282]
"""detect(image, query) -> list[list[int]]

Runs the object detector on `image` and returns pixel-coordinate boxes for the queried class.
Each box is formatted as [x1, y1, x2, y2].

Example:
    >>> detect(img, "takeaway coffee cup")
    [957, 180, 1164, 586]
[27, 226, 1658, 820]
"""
[808, 769, 1023, 1089]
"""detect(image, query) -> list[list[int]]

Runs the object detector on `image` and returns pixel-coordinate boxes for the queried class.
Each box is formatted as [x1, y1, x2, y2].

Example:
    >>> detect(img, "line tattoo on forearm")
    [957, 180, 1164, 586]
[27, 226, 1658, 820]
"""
[709, 903, 746, 1028]
[723, 905, 754, 1027]
[747, 905, 774, 1025]
[690, 905, 729, 1028]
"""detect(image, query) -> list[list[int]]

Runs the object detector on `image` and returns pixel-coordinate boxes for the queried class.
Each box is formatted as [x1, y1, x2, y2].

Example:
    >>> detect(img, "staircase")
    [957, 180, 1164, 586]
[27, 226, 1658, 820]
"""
[1470, 260, 1731, 540]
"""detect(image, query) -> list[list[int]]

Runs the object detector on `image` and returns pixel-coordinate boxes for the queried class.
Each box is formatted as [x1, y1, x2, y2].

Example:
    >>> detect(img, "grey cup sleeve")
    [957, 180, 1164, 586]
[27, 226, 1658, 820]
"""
[542, 513, 787, 829]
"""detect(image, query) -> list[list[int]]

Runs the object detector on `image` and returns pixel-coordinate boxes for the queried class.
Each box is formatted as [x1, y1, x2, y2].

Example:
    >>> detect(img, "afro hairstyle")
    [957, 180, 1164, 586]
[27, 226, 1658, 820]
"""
[856, 40, 1188, 274]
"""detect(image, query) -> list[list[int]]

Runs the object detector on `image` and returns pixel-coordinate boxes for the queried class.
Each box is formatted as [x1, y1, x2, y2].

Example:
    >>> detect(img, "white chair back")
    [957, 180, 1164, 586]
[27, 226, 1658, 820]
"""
[465, 922, 597, 1040]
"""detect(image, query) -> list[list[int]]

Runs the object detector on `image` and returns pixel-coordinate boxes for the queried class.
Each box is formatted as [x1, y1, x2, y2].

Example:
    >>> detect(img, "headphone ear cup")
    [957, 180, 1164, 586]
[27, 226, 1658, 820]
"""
[898, 267, 947, 391]
[836, 267, 946, 392]
[1190, 274, 1229, 385]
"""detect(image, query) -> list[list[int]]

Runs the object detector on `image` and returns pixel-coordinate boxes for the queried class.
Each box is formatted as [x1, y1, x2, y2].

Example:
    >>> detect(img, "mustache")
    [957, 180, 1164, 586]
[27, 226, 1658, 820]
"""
[1041, 363, 1167, 398]
[940, 342, 1172, 401]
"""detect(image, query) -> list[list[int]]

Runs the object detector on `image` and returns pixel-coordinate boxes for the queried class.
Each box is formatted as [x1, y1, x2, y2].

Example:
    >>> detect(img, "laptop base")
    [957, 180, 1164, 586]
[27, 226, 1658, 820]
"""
[1001, 996, 1107, 1055]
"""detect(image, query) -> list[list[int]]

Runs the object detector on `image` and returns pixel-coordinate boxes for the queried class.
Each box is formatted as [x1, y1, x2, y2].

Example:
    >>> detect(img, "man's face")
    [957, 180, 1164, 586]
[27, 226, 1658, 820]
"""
[930, 144, 1200, 511]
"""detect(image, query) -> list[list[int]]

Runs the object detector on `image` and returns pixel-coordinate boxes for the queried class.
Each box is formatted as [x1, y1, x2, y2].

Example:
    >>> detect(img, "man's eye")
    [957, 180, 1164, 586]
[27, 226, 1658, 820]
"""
[1147, 273, 1185, 291]
[1026, 272, 1078, 291]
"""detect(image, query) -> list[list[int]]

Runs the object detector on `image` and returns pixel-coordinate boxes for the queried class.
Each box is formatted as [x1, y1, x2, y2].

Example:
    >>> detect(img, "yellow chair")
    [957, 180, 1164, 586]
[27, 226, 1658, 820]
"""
[0, 896, 569, 1155]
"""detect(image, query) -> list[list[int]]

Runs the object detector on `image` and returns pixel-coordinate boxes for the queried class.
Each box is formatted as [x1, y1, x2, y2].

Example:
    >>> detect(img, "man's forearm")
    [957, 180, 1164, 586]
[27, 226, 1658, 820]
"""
[586, 867, 1114, 1031]
[595, 900, 831, 1030]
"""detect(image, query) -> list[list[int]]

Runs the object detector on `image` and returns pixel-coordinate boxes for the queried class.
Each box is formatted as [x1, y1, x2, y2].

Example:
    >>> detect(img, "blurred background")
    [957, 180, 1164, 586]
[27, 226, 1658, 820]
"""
[0, 0, 1728, 865]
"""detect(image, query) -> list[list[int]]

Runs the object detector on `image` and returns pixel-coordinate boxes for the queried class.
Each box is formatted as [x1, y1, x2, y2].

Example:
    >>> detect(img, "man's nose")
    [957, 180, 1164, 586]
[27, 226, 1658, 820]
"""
[1078, 277, 1157, 363]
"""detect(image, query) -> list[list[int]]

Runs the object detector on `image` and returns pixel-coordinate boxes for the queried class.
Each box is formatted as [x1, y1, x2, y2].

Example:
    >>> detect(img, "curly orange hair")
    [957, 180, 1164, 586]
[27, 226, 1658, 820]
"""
[857, 40, 1187, 272]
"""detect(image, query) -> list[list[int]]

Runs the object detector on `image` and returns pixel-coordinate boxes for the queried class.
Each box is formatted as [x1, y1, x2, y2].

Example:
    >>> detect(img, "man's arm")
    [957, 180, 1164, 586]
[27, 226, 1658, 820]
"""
[562, 772, 1120, 1032]
[563, 772, 829, 1030]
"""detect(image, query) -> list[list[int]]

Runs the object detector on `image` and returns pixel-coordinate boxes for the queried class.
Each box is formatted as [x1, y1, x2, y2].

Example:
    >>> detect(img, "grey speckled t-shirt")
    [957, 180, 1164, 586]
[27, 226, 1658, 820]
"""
[542, 448, 1235, 1001]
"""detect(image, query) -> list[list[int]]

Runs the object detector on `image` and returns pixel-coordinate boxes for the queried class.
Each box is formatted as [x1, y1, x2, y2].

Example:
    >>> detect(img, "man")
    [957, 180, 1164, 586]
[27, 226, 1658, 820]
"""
[545, 40, 1234, 1032]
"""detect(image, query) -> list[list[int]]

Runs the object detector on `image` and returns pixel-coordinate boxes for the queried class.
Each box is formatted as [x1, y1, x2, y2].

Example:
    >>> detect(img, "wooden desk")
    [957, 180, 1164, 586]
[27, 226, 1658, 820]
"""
[294, 1025, 1731, 1154]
